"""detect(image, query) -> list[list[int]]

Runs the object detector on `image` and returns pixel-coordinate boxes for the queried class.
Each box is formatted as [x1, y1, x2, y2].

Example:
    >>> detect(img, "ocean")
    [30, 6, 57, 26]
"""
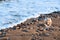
[0, 0, 60, 29]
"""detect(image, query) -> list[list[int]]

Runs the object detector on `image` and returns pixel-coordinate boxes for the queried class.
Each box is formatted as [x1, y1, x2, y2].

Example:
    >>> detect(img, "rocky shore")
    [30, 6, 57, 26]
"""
[0, 11, 60, 40]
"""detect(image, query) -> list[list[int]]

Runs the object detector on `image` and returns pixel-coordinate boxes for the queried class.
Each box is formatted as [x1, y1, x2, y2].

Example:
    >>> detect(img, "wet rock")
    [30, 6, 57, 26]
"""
[52, 11, 60, 13]
[13, 26, 16, 30]
[38, 14, 45, 21]
[0, 29, 4, 32]
[17, 24, 21, 27]
[22, 30, 28, 32]
[31, 18, 37, 22]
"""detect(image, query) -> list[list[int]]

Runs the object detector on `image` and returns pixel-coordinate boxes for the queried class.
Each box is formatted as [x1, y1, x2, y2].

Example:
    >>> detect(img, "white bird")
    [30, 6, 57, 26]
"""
[44, 18, 52, 28]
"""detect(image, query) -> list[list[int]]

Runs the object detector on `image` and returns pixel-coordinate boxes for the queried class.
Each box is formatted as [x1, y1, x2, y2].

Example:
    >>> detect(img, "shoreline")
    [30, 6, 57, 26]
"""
[0, 12, 46, 30]
[6, 11, 59, 29]
[0, 11, 60, 40]
[0, 11, 53, 30]
[0, 11, 60, 30]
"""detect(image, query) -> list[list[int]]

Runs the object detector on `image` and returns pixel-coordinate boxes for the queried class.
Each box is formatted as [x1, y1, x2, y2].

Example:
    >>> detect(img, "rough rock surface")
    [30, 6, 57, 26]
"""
[0, 11, 60, 40]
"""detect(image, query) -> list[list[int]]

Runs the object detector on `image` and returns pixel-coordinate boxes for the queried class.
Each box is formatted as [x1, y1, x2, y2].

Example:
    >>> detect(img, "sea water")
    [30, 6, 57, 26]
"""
[0, 0, 60, 29]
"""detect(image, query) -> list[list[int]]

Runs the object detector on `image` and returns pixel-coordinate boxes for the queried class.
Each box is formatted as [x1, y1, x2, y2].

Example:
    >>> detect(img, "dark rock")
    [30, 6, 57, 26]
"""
[0, 29, 4, 32]
[13, 26, 16, 30]
[52, 11, 60, 13]
[37, 24, 45, 27]
[26, 23, 30, 25]
[17, 24, 21, 27]
[21, 23, 24, 26]
[31, 19, 37, 22]
[38, 14, 45, 21]
[22, 30, 28, 32]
